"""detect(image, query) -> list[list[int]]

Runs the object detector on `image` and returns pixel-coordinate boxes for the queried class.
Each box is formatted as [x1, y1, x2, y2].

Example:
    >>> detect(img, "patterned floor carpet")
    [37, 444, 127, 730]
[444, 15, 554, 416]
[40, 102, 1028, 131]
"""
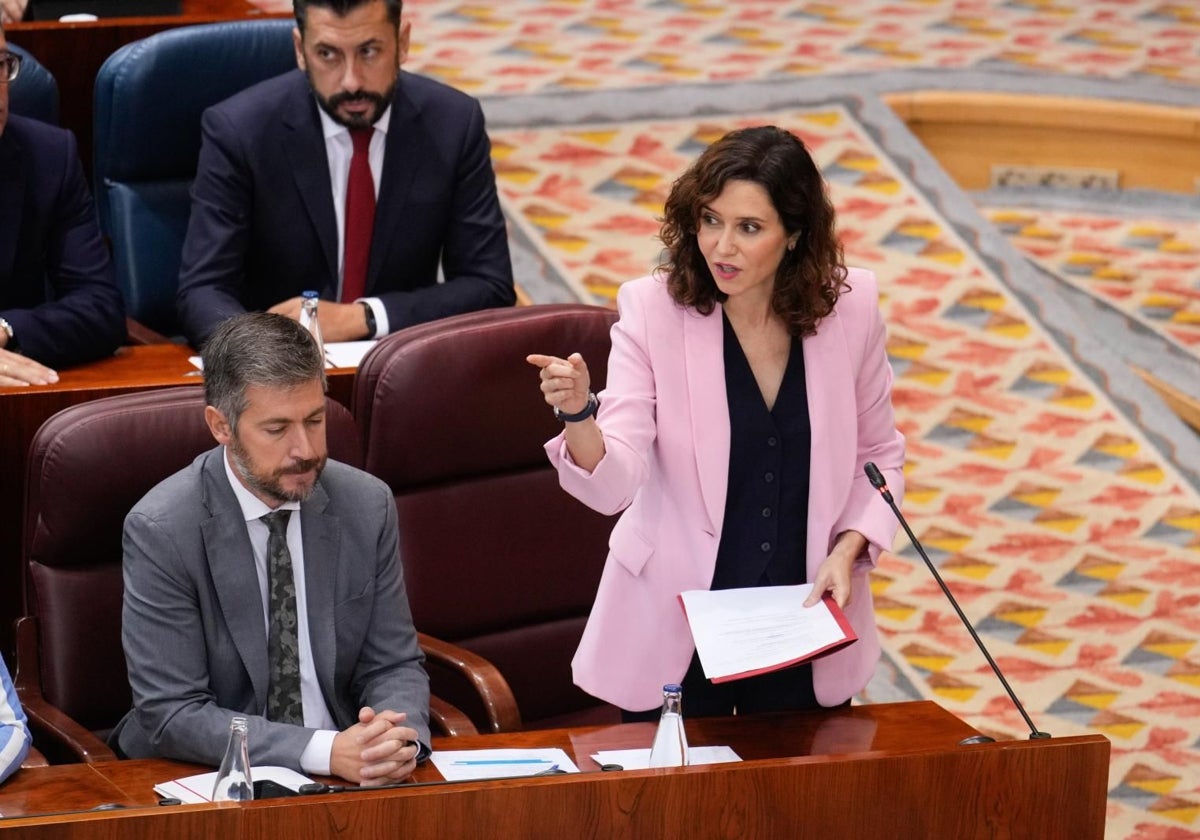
[375, 3, 1199, 836]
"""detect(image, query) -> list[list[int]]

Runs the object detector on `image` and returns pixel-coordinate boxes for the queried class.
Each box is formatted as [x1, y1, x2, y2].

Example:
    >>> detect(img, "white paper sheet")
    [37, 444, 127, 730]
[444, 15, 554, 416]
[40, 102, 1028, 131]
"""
[680, 584, 856, 682]
[431, 748, 579, 781]
[591, 746, 742, 770]
[188, 340, 376, 373]
[322, 340, 377, 369]
[153, 765, 313, 804]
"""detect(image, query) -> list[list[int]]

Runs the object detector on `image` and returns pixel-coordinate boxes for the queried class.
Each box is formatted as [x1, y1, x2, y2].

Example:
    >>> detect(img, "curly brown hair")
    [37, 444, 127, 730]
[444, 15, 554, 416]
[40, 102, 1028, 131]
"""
[658, 126, 847, 337]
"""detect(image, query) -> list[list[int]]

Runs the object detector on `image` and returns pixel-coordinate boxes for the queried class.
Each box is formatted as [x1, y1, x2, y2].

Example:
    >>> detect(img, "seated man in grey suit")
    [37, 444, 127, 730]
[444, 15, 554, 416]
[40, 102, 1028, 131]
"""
[111, 313, 429, 785]
[175, 0, 514, 349]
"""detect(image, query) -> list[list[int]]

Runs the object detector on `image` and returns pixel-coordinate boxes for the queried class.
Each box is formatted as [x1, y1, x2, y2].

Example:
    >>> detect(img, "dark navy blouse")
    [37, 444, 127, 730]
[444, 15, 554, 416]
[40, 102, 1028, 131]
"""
[710, 312, 812, 591]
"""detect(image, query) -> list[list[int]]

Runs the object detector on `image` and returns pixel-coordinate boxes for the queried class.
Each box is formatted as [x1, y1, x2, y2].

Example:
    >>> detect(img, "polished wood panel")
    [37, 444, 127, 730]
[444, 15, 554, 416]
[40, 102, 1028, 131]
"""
[0, 344, 353, 658]
[0, 703, 1110, 838]
[886, 91, 1200, 193]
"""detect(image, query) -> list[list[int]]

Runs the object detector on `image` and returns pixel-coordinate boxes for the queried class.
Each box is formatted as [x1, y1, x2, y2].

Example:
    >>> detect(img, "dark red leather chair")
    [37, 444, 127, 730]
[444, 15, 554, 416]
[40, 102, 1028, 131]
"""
[15, 386, 473, 763]
[354, 304, 621, 733]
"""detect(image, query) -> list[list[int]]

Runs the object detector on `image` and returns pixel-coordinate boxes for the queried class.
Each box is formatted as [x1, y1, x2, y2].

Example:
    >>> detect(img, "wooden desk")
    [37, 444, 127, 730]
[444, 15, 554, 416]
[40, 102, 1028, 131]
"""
[0, 702, 1110, 838]
[0, 344, 355, 658]
[8, 1, 282, 180]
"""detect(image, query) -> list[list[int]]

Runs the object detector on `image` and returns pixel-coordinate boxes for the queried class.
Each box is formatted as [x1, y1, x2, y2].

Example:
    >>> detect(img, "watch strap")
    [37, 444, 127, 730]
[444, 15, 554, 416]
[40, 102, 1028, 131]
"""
[359, 301, 377, 339]
[554, 392, 598, 423]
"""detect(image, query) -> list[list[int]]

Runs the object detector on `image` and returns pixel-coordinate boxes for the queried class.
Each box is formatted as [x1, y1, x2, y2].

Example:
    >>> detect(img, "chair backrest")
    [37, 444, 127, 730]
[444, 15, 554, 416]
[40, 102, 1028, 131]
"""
[93, 19, 296, 335]
[21, 386, 362, 734]
[354, 304, 621, 731]
[6, 41, 59, 125]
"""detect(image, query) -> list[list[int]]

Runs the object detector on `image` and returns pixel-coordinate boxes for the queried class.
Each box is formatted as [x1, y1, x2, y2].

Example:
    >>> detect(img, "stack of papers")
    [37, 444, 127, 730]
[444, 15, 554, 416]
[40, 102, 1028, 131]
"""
[431, 748, 579, 782]
[680, 584, 857, 682]
[153, 766, 313, 804]
[188, 340, 377, 373]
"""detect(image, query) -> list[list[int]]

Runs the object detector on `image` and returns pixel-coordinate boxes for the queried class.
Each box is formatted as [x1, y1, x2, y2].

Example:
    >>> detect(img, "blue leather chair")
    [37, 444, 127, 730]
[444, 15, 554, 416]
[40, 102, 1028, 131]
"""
[93, 19, 296, 339]
[6, 41, 59, 125]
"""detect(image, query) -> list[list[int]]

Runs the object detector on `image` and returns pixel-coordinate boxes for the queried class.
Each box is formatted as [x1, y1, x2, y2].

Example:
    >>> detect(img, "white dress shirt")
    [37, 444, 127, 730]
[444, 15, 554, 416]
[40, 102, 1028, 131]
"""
[318, 104, 392, 337]
[222, 450, 338, 775]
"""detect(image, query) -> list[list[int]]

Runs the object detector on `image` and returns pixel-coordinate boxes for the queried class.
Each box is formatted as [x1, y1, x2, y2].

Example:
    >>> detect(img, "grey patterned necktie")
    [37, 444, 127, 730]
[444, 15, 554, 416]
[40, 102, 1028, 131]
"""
[261, 510, 303, 725]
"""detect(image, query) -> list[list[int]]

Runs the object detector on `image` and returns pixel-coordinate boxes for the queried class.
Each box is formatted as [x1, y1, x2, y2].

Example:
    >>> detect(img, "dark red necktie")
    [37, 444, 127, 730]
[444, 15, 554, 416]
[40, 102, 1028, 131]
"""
[342, 128, 375, 303]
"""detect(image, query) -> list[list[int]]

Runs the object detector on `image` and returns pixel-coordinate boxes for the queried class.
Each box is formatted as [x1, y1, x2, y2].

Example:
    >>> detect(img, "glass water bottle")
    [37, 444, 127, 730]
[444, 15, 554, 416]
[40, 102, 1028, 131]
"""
[647, 683, 689, 767]
[212, 716, 254, 801]
[298, 290, 325, 364]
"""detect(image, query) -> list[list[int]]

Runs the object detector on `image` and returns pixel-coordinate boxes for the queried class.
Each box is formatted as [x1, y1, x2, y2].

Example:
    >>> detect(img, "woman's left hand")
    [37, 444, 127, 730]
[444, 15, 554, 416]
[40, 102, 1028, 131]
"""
[803, 531, 868, 609]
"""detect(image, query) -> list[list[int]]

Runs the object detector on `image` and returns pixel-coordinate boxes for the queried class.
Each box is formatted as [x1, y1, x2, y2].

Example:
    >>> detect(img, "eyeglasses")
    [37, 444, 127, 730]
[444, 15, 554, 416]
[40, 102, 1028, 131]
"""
[0, 52, 21, 85]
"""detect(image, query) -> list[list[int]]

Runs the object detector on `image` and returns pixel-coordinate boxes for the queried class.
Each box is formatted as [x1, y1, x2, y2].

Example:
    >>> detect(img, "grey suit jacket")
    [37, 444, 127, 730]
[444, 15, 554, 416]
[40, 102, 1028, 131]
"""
[111, 447, 430, 768]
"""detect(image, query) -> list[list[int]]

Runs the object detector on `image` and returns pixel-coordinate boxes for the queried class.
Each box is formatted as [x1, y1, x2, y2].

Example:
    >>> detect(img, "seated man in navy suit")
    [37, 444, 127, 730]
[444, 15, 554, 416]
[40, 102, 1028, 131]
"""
[175, 0, 515, 349]
[0, 23, 125, 386]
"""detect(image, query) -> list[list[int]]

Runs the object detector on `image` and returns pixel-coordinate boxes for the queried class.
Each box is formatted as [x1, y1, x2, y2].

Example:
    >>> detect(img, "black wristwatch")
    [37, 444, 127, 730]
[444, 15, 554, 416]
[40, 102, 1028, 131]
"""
[359, 301, 377, 339]
[554, 392, 599, 423]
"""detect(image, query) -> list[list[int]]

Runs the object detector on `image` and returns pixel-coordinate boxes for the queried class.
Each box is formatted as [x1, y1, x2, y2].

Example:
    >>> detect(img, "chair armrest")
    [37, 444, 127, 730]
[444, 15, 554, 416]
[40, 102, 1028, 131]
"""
[124, 317, 173, 345]
[418, 632, 522, 733]
[12, 617, 119, 764]
[20, 746, 49, 769]
[429, 695, 478, 737]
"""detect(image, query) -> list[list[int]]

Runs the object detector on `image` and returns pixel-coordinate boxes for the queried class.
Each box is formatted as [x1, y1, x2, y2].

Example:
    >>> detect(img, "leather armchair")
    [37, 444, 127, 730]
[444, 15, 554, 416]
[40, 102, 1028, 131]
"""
[92, 20, 296, 339]
[6, 41, 59, 125]
[15, 386, 475, 763]
[354, 304, 622, 733]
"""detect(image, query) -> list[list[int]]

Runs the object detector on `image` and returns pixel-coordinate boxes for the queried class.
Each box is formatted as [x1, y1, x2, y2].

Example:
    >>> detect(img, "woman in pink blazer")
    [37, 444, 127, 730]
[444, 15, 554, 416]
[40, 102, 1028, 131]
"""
[528, 126, 905, 717]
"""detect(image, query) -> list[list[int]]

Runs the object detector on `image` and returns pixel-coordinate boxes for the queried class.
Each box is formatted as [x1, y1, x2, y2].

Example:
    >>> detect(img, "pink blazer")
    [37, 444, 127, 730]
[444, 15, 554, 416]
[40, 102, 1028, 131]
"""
[546, 270, 906, 711]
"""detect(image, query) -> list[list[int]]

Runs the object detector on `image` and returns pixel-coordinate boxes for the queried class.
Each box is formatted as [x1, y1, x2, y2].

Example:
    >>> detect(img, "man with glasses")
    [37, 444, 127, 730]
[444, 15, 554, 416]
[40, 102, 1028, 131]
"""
[175, 0, 514, 350]
[0, 24, 126, 385]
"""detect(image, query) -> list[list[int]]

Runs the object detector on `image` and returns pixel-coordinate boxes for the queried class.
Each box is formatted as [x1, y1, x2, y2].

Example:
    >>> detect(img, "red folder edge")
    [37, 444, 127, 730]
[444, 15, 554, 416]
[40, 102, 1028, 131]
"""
[677, 592, 858, 684]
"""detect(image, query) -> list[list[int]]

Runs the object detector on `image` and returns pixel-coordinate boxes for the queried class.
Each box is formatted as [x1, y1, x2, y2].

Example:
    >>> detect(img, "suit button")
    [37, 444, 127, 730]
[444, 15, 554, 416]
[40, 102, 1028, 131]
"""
[760, 541, 771, 552]
[764, 472, 775, 483]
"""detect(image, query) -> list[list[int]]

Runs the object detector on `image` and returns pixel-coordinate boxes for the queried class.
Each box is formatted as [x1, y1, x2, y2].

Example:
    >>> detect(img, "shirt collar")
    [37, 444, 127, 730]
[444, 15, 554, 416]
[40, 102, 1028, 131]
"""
[221, 446, 302, 523]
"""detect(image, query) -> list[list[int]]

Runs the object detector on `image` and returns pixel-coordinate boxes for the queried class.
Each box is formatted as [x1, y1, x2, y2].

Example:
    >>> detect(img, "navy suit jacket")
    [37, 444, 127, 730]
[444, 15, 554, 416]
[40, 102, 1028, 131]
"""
[176, 69, 515, 349]
[0, 115, 125, 368]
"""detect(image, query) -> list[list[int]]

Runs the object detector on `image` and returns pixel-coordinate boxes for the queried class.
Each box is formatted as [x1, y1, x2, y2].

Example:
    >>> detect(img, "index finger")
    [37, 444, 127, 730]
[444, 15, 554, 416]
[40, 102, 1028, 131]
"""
[525, 354, 563, 369]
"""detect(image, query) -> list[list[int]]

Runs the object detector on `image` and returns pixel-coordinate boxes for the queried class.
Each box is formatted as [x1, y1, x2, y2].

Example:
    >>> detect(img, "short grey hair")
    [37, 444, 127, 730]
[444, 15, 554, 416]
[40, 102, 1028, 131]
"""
[202, 312, 326, 431]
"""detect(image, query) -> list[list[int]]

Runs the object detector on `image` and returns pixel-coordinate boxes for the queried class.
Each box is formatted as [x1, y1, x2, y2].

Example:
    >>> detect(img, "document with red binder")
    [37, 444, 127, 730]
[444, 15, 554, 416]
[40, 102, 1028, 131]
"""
[679, 584, 857, 683]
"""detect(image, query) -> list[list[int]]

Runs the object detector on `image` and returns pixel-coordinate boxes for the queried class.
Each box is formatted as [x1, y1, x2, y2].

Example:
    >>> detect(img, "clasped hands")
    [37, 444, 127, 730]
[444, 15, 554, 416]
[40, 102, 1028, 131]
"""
[330, 706, 420, 786]
[268, 298, 371, 343]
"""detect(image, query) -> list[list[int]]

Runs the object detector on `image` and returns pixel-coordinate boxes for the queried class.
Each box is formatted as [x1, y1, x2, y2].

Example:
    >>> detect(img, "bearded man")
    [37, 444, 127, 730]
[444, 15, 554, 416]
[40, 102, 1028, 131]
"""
[112, 312, 430, 785]
[175, 0, 514, 350]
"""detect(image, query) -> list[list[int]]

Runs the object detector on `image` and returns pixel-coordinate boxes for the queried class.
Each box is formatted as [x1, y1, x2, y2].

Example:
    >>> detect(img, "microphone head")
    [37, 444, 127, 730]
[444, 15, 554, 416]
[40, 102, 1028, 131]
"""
[864, 462, 886, 490]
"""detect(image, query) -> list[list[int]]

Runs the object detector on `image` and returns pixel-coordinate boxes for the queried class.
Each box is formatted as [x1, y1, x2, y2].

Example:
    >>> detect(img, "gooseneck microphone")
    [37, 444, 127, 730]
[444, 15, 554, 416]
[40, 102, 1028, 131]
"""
[864, 462, 1050, 741]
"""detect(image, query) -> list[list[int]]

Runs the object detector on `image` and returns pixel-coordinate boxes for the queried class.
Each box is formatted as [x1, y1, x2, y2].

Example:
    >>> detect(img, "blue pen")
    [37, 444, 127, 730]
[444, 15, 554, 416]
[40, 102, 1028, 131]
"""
[451, 759, 553, 766]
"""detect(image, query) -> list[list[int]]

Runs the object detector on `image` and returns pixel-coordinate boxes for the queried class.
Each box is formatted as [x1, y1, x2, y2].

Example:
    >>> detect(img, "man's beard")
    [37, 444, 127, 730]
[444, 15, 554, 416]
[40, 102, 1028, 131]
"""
[311, 72, 397, 130]
[229, 433, 325, 504]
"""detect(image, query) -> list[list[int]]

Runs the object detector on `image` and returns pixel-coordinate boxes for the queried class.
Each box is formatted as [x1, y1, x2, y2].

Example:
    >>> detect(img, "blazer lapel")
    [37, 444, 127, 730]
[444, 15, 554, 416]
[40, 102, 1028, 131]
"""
[369, 76, 422, 291]
[0, 133, 24, 282]
[299, 482, 339, 717]
[282, 94, 338, 285]
[683, 305, 730, 537]
[200, 452, 270, 711]
[803, 308, 855, 563]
